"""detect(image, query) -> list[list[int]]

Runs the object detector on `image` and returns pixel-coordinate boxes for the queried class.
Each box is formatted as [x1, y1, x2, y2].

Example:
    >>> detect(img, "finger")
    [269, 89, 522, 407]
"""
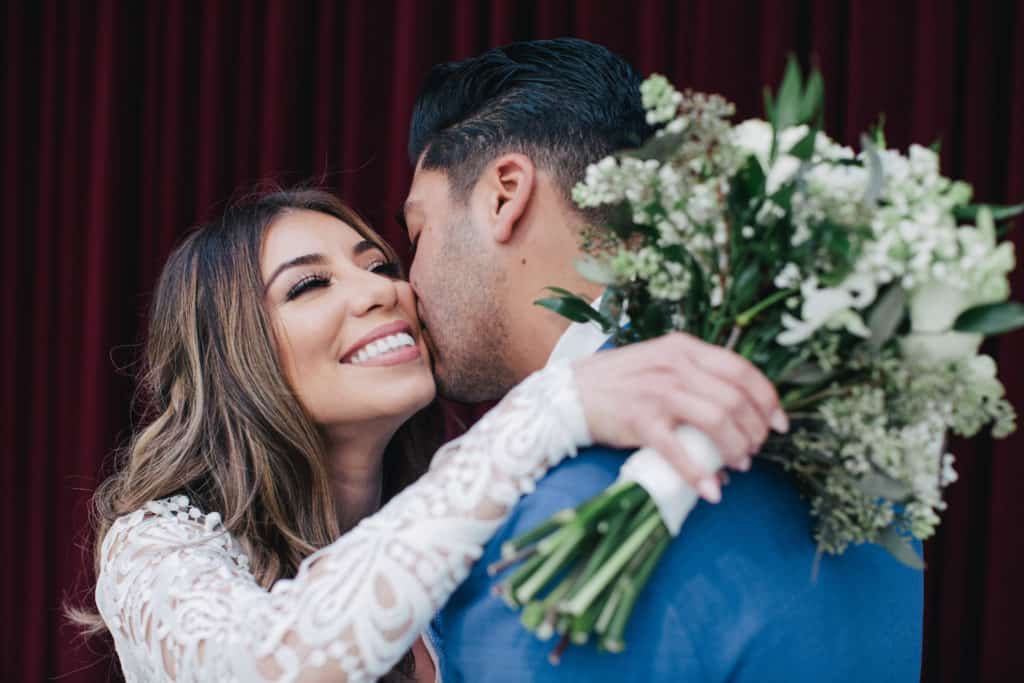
[672, 363, 767, 455]
[644, 421, 722, 503]
[689, 340, 787, 432]
[665, 385, 757, 467]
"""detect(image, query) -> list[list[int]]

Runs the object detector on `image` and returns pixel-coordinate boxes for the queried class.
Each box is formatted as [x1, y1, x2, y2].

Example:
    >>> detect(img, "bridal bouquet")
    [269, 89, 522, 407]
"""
[490, 60, 1023, 661]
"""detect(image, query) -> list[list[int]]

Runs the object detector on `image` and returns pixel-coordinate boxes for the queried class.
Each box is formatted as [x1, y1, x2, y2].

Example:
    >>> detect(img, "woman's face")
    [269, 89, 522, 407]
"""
[261, 210, 435, 437]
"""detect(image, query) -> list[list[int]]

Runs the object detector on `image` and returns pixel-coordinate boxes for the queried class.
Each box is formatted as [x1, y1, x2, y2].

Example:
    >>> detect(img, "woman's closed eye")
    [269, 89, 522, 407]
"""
[369, 259, 402, 279]
[286, 272, 332, 301]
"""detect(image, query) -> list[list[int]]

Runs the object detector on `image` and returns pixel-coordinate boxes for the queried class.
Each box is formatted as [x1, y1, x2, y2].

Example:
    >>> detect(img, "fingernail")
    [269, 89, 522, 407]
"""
[697, 477, 722, 504]
[737, 457, 752, 472]
[770, 409, 789, 434]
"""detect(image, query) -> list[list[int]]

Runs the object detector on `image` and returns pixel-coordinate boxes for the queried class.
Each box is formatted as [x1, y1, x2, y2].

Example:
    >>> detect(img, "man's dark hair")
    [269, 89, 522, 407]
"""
[408, 37, 653, 209]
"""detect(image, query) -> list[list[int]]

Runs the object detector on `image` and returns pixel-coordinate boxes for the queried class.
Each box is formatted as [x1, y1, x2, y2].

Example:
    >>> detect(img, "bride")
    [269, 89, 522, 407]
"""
[73, 188, 762, 682]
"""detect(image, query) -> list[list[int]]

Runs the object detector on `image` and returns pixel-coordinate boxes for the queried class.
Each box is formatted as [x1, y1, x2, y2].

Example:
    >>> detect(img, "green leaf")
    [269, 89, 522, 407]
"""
[800, 69, 825, 124]
[536, 296, 614, 330]
[789, 128, 817, 161]
[728, 263, 762, 312]
[877, 523, 925, 570]
[853, 472, 913, 501]
[952, 202, 1024, 223]
[953, 301, 1024, 336]
[866, 285, 906, 349]
[774, 55, 804, 130]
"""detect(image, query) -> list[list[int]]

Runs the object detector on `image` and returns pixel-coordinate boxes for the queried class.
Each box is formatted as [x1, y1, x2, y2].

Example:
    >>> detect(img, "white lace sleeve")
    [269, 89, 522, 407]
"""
[96, 361, 590, 683]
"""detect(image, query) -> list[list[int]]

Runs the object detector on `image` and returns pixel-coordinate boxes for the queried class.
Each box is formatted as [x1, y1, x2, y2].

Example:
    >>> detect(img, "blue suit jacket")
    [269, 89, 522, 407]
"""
[431, 448, 923, 682]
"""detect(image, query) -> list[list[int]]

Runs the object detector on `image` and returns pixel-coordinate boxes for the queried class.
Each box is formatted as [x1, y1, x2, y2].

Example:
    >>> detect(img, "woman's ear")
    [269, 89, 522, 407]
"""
[479, 153, 536, 244]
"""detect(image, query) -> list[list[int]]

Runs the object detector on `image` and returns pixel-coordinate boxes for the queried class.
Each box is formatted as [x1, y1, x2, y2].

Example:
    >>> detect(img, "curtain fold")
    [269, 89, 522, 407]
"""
[2, 2, 1021, 681]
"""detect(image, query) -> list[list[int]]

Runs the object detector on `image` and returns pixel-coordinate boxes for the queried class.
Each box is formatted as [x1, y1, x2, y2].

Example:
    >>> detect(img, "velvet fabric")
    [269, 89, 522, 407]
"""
[2, 1, 1022, 680]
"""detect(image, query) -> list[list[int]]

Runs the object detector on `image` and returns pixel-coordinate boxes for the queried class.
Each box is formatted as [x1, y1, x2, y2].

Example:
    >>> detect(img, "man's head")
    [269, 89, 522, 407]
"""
[403, 38, 650, 402]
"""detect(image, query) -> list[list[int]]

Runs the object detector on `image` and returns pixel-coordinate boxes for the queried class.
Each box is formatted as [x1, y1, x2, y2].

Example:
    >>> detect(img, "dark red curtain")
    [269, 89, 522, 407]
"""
[3, 1, 1022, 681]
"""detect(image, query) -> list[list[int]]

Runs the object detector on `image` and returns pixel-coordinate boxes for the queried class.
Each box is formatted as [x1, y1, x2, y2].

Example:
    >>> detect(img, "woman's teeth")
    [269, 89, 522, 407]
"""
[349, 332, 416, 365]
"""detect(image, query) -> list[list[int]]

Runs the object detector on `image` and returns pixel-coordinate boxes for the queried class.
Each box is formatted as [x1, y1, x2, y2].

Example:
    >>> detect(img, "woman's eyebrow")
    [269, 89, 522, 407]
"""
[264, 253, 326, 293]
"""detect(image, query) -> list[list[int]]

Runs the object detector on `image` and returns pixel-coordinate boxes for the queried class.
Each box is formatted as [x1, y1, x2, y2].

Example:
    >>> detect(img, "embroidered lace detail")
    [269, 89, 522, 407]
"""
[96, 362, 589, 682]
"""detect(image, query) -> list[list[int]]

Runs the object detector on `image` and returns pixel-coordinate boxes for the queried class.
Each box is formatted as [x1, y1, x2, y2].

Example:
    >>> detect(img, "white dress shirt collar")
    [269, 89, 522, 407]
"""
[545, 296, 612, 367]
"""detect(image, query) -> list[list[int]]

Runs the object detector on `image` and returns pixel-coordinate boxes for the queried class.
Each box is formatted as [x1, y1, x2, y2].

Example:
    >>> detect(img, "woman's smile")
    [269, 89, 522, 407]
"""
[342, 320, 423, 367]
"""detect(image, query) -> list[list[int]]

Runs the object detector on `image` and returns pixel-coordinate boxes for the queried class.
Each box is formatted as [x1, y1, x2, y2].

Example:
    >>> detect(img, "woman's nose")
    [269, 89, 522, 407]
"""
[347, 266, 399, 316]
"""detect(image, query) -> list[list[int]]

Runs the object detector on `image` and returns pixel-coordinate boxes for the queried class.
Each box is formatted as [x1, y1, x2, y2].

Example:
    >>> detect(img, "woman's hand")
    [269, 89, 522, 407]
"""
[572, 332, 788, 502]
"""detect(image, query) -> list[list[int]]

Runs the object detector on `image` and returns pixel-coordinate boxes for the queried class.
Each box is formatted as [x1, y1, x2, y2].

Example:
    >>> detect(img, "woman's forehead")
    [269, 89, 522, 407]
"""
[260, 210, 380, 272]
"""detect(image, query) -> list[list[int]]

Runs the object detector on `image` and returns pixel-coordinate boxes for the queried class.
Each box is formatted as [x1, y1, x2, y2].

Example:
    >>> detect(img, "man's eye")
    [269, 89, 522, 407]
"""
[286, 274, 330, 301]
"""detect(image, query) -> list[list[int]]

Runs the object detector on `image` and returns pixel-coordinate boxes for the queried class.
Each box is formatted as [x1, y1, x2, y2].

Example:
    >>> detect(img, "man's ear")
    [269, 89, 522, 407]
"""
[480, 153, 535, 244]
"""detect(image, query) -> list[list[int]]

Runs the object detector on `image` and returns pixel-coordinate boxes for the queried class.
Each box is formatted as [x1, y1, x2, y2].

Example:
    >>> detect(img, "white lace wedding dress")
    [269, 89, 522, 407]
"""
[96, 363, 590, 682]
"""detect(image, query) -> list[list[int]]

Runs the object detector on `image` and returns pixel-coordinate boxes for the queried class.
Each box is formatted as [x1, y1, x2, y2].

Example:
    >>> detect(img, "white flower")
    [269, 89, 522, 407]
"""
[766, 155, 801, 194]
[899, 331, 983, 363]
[778, 284, 869, 346]
[961, 354, 1005, 398]
[908, 280, 972, 333]
[730, 119, 809, 194]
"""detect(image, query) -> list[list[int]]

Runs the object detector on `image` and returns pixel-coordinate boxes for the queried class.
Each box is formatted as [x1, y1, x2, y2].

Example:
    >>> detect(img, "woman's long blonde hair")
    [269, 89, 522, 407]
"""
[73, 190, 441, 649]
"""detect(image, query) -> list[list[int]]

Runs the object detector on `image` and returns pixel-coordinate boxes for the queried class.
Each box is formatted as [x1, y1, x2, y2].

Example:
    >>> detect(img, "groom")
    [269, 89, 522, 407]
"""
[402, 38, 922, 681]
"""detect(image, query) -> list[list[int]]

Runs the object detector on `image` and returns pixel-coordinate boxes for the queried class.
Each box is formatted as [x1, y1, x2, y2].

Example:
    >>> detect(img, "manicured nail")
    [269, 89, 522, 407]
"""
[697, 477, 722, 504]
[770, 409, 789, 434]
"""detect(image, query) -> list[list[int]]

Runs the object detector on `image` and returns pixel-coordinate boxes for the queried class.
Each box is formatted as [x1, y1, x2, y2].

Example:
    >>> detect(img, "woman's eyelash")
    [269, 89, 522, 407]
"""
[285, 260, 400, 301]
[286, 272, 331, 301]
[370, 260, 402, 278]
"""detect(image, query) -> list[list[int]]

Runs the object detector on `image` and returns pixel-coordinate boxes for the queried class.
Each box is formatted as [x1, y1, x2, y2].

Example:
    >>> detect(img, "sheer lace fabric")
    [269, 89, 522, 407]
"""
[96, 362, 590, 682]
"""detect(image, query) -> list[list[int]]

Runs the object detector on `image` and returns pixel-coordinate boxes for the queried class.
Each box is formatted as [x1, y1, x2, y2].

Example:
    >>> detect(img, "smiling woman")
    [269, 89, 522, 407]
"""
[70, 189, 450, 681]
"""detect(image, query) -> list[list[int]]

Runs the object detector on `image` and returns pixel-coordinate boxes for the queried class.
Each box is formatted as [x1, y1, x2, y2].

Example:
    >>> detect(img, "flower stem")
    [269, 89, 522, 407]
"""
[515, 525, 587, 604]
[600, 524, 671, 652]
[735, 287, 798, 327]
[561, 511, 663, 616]
[500, 509, 573, 558]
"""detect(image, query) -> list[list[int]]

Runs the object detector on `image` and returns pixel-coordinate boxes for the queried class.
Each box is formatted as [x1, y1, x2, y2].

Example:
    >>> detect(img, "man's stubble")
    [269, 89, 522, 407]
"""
[425, 213, 520, 403]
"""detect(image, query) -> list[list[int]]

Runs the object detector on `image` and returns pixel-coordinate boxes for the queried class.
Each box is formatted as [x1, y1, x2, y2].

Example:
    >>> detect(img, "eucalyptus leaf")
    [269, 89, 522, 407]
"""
[574, 257, 616, 285]
[781, 362, 834, 386]
[952, 202, 1024, 223]
[953, 301, 1024, 336]
[853, 472, 913, 501]
[877, 524, 925, 570]
[860, 134, 884, 207]
[623, 131, 688, 162]
[867, 285, 906, 349]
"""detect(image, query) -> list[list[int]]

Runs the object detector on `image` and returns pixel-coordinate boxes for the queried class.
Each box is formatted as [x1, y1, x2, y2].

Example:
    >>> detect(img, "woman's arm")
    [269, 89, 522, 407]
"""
[97, 361, 590, 683]
[97, 332, 782, 683]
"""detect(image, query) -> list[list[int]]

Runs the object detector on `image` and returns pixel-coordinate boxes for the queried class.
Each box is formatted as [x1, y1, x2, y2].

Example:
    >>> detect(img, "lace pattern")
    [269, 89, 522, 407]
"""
[95, 362, 590, 682]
